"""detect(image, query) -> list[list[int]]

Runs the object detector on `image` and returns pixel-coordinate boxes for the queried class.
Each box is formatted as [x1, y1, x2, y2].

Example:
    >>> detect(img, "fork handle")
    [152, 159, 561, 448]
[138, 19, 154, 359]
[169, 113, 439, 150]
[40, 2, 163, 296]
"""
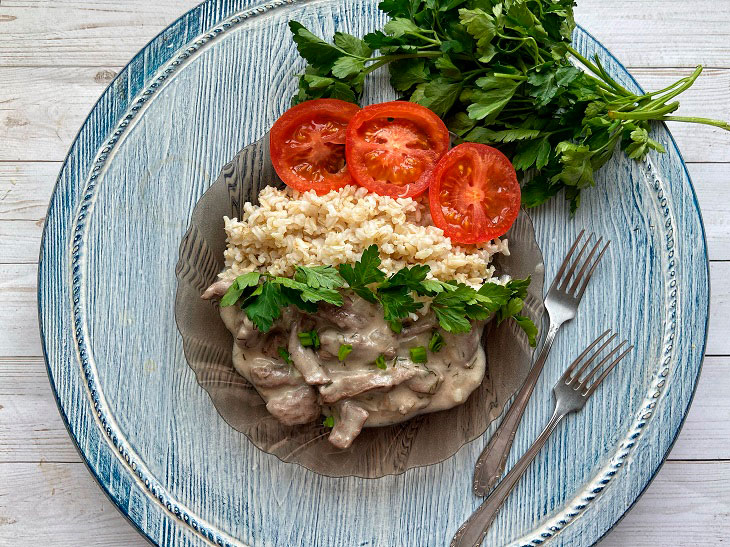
[472, 320, 561, 496]
[452, 409, 567, 547]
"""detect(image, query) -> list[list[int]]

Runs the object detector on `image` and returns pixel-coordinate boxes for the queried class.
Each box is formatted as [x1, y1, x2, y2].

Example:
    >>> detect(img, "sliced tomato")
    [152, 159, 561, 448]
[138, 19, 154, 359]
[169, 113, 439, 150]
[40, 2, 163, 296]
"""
[345, 101, 450, 198]
[269, 99, 361, 195]
[429, 143, 521, 244]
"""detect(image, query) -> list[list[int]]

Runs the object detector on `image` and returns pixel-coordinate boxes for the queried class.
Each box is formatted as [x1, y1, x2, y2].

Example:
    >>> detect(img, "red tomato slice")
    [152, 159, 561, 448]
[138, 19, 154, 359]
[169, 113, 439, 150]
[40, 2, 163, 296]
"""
[429, 143, 521, 244]
[270, 99, 361, 195]
[345, 101, 450, 198]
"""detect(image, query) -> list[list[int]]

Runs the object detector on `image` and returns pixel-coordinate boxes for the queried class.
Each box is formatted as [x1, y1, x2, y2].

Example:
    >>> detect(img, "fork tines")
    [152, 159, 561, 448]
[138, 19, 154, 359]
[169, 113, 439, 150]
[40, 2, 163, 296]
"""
[553, 230, 611, 299]
[562, 329, 634, 396]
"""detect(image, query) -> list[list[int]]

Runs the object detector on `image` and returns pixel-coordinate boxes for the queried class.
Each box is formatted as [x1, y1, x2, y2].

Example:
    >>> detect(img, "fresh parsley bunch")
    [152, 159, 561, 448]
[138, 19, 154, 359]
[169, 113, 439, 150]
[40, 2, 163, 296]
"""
[220, 245, 537, 346]
[289, 0, 730, 212]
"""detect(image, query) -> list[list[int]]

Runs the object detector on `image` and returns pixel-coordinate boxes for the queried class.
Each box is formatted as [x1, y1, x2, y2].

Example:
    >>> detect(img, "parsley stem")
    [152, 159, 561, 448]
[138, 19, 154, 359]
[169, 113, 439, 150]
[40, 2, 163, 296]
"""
[492, 72, 527, 81]
[566, 45, 631, 97]
[642, 66, 703, 111]
[367, 51, 442, 67]
[636, 77, 692, 99]
[608, 102, 680, 121]
[591, 54, 632, 97]
[566, 45, 601, 74]
[659, 115, 730, 131]
[409, 31, 441, 45]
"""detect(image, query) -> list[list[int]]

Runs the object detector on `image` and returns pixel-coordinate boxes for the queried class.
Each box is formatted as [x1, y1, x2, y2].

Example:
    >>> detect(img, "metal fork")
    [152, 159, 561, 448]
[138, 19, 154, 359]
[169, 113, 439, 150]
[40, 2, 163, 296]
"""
[473, 230, 610, 496]
[452, 331, 633, 547]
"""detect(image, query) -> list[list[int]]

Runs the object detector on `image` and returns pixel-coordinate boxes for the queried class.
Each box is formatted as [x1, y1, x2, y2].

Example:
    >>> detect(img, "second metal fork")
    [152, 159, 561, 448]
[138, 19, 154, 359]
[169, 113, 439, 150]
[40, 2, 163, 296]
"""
[452, 330, 633, 547]
[473, 230, 610, 495]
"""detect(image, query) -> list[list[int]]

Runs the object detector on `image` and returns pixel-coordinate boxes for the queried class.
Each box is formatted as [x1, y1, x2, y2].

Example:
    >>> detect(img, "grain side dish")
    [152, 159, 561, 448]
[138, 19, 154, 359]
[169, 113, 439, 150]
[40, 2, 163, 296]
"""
[218, 185, 509, 287]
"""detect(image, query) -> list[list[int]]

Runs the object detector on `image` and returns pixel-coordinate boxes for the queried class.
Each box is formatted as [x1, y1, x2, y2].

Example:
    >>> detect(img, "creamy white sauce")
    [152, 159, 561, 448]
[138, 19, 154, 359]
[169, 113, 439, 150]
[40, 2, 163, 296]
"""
[218, 297, 486, 448]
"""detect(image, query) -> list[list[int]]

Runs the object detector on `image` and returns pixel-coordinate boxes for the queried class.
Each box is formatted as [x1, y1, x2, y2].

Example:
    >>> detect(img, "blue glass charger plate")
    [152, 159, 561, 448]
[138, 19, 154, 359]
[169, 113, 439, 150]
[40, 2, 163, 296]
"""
[38, 1, 709, 545]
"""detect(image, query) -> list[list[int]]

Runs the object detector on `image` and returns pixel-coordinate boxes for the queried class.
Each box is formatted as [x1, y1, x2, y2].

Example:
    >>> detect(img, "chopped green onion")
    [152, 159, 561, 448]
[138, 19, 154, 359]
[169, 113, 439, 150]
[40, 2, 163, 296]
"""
[374, 354, 387, 370]
[410, 346, 427, 363]
[338, 344, 353, 361]
[277, 346, 293, 364]
[428, 331, 445, 353]
[298, 329, 320, 349]
[323, 415, 334, 428]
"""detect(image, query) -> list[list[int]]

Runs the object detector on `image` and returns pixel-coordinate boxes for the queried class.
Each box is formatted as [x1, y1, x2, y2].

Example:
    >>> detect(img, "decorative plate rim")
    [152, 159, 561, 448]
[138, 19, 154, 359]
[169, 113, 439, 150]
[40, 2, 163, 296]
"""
[37, 2, 710, 546]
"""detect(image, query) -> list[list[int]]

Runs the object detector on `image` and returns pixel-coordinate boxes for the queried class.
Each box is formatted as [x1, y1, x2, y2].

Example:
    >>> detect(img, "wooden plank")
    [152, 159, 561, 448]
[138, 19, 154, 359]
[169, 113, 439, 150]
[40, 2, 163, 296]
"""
[0, 462, 147, 546]
[0, 460, 727, 545]
[689, 164, 730, 262]
[708, 262, 730, 356]
[668, 357, 730, 460]
[0, 358, 80, 463]
[0, 220, 43, 263]
[1, 66, 729, 162]
[0, 162, 57, 221]
[0, 66, 118, 162]
[575, 0, 730, 69]
[601, 461, 730, 546]
[0, 0, 728, 69]
[0, 264, 42, 357]
[0, 0, 200, 67]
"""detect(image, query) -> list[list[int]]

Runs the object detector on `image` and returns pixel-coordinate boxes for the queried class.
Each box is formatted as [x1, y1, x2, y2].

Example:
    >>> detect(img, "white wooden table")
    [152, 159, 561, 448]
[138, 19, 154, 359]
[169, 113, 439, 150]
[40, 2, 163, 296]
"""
[1, 1, 728, 544]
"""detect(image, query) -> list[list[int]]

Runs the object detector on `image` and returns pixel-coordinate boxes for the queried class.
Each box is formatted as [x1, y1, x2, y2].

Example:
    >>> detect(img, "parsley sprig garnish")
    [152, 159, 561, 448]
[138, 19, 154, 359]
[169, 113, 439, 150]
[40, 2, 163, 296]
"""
[288, 0, 730, 212]
[220, 246, 538, 345]
[219, 266, 345, 332]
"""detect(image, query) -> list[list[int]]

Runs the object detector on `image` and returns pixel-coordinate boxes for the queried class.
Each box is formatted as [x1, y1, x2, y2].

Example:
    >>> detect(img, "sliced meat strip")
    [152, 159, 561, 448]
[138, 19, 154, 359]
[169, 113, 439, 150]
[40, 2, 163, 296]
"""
[265, 385, 321, 426]
[249, 360, 303, 388]
[314, 297, 368, 330]
[406, 366, 443, 394]
[235, 316, 263, 349]
[442, 324, 482, 369]
[401, 315, 437, 337]
[201, 278, 234, 300]
[319, 327, 397, 364]
[288, 326, 331, 385]
[328, 401, 369, 449]
[318, 366, 417, 404]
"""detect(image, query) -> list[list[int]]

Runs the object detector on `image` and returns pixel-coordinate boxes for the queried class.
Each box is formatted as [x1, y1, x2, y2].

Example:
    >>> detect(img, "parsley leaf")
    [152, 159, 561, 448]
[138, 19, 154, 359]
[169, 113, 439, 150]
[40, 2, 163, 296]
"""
[220, 272, 261, 307]
[414, 78, 463, 118]
[432, 303, 473, 334]
[274, 277, 344, 306]
[338, 245, 386, 303]
[378, 286, 423, 326]
[390, 58, 430, 91]
[379, 264, 430, 293]
[458, 8, 497, 62]
[514, 314, 538, 347]
[244, 282, 285, 332]
[289, 21, 342, 71]
[374, 354, 387, 370]
[323, 415, 335, 428]
[294, 265, 346, 290]
[332, 56, 366, 79]
[384, 17, 421, 38]
[333, 32, 372, 58]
